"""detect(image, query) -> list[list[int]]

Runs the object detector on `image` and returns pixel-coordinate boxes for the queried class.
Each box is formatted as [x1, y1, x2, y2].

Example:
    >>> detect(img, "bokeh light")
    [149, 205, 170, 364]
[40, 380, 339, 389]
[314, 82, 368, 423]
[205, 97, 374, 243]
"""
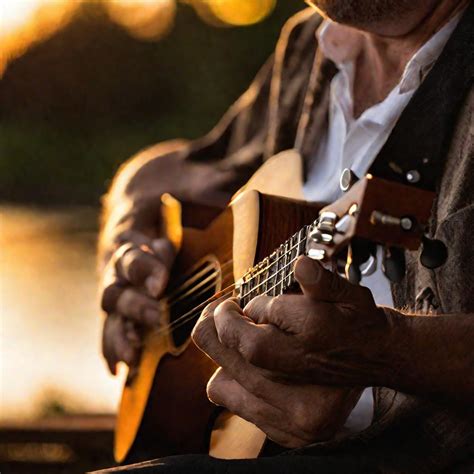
[0, 0, 278, 74]
[0, 0, 78, 74]
[206, 0, 276, 26]
[105, 0, 177, 41]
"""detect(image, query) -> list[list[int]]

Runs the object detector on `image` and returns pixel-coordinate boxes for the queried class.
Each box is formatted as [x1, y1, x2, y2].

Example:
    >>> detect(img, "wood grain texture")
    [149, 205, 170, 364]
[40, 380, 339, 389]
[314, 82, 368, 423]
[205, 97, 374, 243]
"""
[115, 150, 317, 463]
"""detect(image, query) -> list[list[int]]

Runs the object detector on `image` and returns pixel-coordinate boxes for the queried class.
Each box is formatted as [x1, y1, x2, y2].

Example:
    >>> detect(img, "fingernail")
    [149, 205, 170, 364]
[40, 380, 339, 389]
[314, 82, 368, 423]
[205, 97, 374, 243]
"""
[144, 307, 160, 325]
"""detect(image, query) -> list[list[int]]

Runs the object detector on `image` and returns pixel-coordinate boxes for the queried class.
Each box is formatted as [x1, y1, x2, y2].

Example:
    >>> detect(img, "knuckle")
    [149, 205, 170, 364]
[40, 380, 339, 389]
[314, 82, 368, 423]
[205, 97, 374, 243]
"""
[192, 316, 213, 348]
[245, 294, 265, 313]
[116, 288, 140, 317]
[268, 295, 285, 320]
[201, 302, 215, 319]
[152, 238, 175, 268]
[239, 335, 260, 363]
[123, 249, 149, 282]
[215, 300, 235, 315]
[101, 284, 123, 313]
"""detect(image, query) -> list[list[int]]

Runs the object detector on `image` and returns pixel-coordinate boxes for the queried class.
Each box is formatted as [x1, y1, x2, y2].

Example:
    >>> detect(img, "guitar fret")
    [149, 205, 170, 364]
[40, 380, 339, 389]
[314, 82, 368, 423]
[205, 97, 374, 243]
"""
[284, 240, 290, 288]
[239, 234, 308, 303]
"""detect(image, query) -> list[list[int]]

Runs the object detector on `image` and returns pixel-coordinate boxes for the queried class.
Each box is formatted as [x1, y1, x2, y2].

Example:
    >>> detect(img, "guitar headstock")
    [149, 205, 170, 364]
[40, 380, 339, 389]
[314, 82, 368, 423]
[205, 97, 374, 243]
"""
[305, 173, 445, 283]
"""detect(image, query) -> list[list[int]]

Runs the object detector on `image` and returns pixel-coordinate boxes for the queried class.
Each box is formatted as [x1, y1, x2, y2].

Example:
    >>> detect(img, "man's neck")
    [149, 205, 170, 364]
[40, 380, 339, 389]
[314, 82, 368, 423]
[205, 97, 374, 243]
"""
[353, 0, 469, 118]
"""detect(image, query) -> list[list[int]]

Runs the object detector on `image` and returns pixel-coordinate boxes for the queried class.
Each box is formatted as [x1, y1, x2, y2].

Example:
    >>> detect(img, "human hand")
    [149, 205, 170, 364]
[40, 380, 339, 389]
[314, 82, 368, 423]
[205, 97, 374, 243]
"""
[203, 256, 391, 388]
[192, 300, 362, 448]
[100, 230, 175, 377]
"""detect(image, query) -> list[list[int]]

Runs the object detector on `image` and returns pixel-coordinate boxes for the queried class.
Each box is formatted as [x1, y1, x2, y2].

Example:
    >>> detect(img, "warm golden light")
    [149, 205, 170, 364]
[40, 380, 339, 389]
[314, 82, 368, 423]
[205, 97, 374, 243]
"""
[207, 0, 276, 26]
[105, 0, 177, 41]
[0, 0, 277, 74]
[0, 0, 77, 74]
[1, 0, 42, 34]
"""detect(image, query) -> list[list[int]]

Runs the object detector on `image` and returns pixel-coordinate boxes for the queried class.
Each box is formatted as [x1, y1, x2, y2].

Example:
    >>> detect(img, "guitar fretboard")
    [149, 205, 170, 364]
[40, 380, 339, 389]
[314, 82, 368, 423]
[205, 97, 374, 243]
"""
[238, 226, 309, 307]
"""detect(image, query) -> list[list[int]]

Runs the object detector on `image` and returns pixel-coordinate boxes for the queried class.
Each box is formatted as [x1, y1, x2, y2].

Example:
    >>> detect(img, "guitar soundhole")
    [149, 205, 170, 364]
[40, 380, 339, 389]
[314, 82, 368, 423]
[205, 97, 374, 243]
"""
[169, 257, 221, 348]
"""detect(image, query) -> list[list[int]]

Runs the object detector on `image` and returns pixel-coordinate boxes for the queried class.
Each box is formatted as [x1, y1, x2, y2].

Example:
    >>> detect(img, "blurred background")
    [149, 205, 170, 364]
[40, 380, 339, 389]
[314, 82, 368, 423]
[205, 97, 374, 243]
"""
[0, 1, 303, 472]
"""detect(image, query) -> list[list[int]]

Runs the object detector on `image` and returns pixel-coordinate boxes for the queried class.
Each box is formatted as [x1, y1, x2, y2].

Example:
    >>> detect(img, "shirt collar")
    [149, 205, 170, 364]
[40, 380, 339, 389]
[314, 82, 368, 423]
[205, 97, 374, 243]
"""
[317, 10, 464, 95]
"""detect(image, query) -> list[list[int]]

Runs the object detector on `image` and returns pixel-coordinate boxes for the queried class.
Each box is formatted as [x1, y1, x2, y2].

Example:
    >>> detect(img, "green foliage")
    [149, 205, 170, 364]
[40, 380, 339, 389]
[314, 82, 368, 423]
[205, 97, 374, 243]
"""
[0, 2, 303, 204]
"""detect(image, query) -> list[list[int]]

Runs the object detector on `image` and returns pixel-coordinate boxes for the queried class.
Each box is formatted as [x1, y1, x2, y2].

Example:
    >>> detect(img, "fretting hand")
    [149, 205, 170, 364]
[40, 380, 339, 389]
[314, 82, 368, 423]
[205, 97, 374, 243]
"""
[197, 255, 391, 387]
[192, 255, 394, 435]
[192, 299, 362, 448]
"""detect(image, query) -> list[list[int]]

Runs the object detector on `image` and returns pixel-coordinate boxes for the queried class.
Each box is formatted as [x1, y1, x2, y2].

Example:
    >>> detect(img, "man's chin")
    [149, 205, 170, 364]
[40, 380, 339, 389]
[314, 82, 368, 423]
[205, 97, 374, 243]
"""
[305, 0, 432, 33]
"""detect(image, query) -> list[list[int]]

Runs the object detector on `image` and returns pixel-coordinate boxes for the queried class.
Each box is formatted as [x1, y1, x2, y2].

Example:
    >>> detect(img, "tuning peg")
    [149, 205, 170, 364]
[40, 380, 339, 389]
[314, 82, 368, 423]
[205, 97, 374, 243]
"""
[345, 239, 373, 284]
[346, 262, 362, 284]
[420, 236, 448, 269]
[383, 247, 406, 283]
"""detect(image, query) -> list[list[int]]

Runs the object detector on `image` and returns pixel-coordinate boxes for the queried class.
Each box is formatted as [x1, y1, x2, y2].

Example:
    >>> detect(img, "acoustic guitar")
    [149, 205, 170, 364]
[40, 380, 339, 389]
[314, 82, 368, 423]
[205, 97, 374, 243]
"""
[114, 149, 438, 463]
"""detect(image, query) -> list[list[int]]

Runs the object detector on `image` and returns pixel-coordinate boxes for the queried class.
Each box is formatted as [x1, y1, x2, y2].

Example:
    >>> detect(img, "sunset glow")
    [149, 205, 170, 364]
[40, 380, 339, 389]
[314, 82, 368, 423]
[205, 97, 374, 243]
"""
[0, 0, 276, 74]
[207, 0, 276, 26]
[105, 0, 177, 41]
[0, 0, 77, 74]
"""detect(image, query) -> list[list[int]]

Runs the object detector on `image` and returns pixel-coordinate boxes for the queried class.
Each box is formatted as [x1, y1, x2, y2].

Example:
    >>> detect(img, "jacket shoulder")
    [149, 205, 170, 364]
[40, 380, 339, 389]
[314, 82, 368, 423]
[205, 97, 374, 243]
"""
[276, 8, 322, 57]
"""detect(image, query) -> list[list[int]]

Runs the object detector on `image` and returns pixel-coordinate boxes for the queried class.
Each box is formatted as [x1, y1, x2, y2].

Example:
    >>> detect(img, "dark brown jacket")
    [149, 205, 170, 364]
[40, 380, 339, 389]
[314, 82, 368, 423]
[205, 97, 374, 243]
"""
[102, 6, 474, 472]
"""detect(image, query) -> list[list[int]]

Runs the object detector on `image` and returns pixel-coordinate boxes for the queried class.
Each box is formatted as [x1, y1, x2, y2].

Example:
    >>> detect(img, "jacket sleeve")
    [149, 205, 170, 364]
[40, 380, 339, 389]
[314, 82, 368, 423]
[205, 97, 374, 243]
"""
[98, 8, 319, 266]
[433, 87, 474, 313]
[99, 57, 274, 266]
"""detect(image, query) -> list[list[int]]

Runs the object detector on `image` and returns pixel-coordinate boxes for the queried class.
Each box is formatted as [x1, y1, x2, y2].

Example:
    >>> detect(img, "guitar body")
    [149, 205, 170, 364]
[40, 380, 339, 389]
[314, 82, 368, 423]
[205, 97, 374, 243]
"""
[115, 150, 322, 463]
[114, 148, 436, 463]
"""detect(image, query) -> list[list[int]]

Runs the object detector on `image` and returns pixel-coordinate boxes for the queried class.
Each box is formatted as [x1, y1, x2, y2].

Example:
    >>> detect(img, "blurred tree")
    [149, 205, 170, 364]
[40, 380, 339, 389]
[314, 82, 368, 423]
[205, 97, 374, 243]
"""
[0, 1, 303, 204]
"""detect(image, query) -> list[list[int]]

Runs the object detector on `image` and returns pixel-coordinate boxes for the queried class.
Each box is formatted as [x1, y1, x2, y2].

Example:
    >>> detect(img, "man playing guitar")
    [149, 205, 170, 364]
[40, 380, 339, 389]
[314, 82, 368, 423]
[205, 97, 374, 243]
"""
[98, 0, 474, 472]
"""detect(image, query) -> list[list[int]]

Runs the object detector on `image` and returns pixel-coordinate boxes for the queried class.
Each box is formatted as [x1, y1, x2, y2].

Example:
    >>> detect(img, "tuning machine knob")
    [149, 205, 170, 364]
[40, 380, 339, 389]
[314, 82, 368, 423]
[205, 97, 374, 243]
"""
[309, 211, 338, 244]
[420, 236, 448, 269]
[383, 247, 406, 283]
[370, 211, 416, 232]
[345, 239, 376, 284]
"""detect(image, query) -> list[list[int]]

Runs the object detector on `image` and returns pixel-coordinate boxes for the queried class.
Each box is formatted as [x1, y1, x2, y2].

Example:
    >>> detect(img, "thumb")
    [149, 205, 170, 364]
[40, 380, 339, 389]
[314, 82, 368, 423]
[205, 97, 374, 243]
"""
[294, 256, 363, 304]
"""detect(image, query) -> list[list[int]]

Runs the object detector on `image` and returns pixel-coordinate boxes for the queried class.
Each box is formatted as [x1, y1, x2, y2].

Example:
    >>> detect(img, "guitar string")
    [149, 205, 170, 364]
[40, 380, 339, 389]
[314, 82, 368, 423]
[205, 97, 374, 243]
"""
[156, 231, 309, 334]
[161, 290, 237, 335]
[153, 284, 237, 336]
[167, 267, 235, 311]
[166, 263, 222, 303]
[159, 252, 305, 336]
[166, 255, 233, 304]
[240, 238, 307, 300]
[165, 230, 307, 310]
[167, 260, 233, 306]
[238, 233, 306, 283]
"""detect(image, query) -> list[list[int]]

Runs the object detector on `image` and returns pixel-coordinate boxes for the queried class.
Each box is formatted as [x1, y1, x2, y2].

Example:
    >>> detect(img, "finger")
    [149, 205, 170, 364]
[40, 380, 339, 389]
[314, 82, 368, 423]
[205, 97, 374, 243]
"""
[207, 369, 309, 448]
[150, 238, 176, 270]
[101, 282, 125, 314]
[124, 319, 143, 347]
[102, 315, 119, 375]
[116, 229, 154, 248]
[244, 294, 310, 332]
[193, 308, 285, 399]
[102, 315, 139, 375]
[294, 256, 370, 305]
[117, 247, 169, 298]
[191, 296, 233, 348]
[214, 299, 298, 370]
[116, 288, 164, 326]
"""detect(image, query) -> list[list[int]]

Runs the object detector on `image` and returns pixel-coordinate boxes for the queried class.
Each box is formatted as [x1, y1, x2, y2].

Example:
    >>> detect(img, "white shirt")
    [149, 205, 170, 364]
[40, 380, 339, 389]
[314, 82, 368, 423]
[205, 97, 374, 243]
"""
[303, 13, 462, 431]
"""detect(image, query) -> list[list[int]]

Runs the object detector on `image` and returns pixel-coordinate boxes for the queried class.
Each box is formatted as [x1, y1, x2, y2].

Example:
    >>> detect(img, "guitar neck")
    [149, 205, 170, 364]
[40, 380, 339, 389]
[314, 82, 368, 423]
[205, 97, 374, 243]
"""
[237, 225, 311, 307]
